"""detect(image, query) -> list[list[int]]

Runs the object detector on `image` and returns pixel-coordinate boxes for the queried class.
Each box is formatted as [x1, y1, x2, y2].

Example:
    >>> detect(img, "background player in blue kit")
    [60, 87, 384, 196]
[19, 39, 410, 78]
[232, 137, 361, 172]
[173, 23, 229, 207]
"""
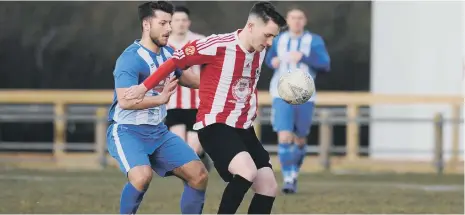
[265, 7, 330, 194]
[107, 1, 208, 214]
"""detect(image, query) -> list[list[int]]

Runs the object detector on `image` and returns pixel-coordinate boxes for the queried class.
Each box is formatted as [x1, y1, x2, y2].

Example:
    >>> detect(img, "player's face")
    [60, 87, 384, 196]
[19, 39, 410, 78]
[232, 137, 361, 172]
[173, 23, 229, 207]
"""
[249, 20, 279, 52]
[171, 12, 190, 35]
[287, 9, 306, 33]
[147, 10, 172, 46]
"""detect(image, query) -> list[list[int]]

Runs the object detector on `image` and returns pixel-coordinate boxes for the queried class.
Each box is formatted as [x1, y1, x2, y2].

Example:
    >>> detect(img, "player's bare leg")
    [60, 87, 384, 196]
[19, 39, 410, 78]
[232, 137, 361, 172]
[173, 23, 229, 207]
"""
[170, 124, 187, 141]
[249, 167, 278, 214]
[122, 165, 153, 214]
[172, 160, 209, 214]
[277, 131, 297, 193]
[187, 131, 212, 171]
[215, 151, 257, 214]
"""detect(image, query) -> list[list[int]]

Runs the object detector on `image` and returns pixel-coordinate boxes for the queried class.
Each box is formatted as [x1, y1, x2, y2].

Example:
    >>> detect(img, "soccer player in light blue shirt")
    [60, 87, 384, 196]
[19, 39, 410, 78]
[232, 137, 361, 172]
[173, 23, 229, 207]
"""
[265, 7, 330, 194]
[107, 2, 207, 213]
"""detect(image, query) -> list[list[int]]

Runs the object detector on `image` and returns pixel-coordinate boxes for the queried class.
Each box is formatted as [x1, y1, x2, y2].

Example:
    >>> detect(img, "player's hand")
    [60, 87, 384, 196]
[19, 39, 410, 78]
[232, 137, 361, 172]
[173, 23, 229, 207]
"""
[159, 76, 178, 104]
[289, 51, 303, 63]
[124, 84, 148, 101]
[271, 57, 280, 69]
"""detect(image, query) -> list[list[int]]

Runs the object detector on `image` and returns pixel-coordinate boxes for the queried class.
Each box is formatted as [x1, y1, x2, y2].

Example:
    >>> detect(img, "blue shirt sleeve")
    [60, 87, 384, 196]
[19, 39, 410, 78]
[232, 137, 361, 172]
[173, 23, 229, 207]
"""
[113, 53, 140, 88]
[300, 34, 330, 72]
[265, 36, 279, 69]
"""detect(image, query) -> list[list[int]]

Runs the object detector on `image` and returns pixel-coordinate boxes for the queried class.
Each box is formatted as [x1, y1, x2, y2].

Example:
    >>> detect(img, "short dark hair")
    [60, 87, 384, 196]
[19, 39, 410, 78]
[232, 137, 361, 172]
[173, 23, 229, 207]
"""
[138, 1, 174, 25]
[174, 5, 190, 17]
[249, 1, 287, 29]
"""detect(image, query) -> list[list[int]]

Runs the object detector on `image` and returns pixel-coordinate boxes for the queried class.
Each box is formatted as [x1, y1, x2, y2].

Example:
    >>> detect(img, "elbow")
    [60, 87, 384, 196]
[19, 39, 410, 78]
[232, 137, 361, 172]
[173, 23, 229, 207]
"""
[118, 99, 133, 110]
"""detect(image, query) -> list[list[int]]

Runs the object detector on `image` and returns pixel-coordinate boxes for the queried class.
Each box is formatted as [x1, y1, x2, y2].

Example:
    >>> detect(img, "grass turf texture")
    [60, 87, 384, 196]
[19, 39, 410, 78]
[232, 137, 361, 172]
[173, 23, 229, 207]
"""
[0, 167, 463, 214]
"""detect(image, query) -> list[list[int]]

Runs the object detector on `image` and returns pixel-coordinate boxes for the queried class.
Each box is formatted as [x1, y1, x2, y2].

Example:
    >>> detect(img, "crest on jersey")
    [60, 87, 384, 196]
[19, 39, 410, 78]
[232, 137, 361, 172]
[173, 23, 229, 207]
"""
[185, 46, 196, 56]
[255, 68, 261, 77]
[232, 77, 252, 103]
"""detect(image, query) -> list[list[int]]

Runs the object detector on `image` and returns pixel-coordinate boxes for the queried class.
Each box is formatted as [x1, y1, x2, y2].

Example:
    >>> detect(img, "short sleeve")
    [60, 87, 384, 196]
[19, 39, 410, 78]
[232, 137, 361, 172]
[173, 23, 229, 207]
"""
[113, 54, 139, 88]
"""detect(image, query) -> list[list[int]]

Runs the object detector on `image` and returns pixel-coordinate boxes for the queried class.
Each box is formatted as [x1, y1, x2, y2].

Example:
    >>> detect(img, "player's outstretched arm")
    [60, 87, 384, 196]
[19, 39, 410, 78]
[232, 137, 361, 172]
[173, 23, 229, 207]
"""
[118, 77, 178, 110]
[124, 39, 213, 99]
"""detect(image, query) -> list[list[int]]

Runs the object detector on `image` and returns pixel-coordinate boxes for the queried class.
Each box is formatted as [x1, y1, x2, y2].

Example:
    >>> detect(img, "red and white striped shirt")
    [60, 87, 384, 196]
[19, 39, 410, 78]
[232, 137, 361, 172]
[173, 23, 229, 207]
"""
[167, 31, 205, 109]
[172, 29, 266, 130]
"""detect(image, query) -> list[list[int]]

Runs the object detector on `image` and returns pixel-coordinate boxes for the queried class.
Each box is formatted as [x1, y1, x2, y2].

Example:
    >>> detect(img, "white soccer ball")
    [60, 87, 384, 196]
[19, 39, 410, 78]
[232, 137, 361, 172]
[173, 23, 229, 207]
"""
[277, 69, 315, 105]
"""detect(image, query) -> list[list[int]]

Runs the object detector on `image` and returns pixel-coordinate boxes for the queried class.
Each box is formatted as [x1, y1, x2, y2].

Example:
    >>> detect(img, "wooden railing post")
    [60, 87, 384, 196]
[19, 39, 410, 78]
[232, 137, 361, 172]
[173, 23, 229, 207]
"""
[53, 102, 66, 158]
[433, 112, 444, 175]
[450, 105, 461, 169]
[95, 107, 108, 168]
[319, 109, 333, 171]
[346, 104, 360, 160]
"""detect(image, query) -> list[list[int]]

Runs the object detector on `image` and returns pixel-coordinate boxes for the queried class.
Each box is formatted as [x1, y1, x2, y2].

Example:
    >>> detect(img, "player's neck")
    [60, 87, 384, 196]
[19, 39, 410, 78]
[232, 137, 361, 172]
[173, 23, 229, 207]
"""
[170, 32, 188, 43]
[289, 30, 304, 38]
[237, 30, 255, 53]
[139, 37, 161, 54]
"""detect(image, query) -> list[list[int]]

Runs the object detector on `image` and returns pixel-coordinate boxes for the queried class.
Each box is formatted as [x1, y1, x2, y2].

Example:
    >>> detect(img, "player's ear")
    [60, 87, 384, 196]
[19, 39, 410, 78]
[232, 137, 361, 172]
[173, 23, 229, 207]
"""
[247, 22, 254, 32]
[142, 19, 150, 32]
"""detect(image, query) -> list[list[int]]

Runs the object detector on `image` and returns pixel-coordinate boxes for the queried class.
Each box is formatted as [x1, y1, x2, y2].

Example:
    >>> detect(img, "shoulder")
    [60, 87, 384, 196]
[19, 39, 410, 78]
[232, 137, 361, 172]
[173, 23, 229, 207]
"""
[308, 31, 325, 44]
[194, 32, 235, 49]
[115, 44, 146, 72]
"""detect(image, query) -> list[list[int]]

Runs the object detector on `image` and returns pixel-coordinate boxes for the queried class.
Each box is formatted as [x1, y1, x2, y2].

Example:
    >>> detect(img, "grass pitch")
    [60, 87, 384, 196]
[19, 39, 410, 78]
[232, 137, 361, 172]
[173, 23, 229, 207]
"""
[0, 167, 463, 214]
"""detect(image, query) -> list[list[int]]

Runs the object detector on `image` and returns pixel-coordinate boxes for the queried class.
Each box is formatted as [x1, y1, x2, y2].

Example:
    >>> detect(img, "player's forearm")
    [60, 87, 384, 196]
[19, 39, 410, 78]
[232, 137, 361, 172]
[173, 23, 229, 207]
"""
[119, 96, 166, 110]
[142, 59, 177, 90]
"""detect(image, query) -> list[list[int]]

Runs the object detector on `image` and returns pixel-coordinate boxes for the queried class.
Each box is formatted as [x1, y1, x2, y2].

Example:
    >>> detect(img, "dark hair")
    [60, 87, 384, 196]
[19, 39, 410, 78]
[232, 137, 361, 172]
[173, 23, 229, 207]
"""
[138, 1, 174, 26]
[249, 1, 287, 29]
[174, 5, 190, 17]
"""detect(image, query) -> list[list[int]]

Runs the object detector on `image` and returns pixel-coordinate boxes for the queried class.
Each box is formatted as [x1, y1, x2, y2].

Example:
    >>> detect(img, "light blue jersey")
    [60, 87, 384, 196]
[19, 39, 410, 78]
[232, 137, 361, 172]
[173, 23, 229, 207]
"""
[108, 40, 182, 125]
[106, 40, 198, 176]
[265, 30, 330, 102]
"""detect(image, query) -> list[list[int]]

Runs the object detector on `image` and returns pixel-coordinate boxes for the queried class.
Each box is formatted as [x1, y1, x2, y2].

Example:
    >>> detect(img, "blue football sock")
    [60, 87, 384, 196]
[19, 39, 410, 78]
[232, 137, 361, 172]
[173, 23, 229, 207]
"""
[120, 182, 146, 214]
[180, 181, 206, 214]
[293, 144, 307, 173]
[278, 143, 294, 183]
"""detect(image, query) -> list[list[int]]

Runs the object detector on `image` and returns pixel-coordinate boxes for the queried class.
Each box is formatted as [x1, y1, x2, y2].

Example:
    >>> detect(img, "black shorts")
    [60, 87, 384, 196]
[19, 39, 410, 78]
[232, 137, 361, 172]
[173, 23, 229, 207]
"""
[197, 123, 272, 182]
[165, 109, 198, 132]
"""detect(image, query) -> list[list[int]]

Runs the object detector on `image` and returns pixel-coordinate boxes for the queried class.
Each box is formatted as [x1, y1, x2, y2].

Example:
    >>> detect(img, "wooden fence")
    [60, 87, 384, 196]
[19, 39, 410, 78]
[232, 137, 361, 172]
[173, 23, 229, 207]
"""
[0, 90, 462, 172]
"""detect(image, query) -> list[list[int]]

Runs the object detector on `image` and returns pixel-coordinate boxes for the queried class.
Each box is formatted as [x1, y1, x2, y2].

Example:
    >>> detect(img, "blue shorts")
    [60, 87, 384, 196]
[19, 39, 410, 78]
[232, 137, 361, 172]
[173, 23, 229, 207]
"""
[107, 123, 199, 176]
[271, 98, 315, 137]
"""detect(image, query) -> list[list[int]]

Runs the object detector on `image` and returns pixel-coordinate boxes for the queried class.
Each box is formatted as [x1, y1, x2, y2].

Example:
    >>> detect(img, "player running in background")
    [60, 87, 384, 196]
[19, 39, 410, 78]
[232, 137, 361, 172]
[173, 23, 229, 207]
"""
[124, 2, 286, 214]
[107, 2, 207, 214]
[265, 7, 330, 194]
[166, 5, 212, 171]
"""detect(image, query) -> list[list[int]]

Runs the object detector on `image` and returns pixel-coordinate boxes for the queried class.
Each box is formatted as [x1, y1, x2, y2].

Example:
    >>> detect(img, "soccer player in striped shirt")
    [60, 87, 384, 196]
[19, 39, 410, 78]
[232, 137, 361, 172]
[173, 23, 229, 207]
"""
[124, 2, 286, 214]
[107, 1, 207, 214]
[265, 7, 330, 194]
[165, 6, 212, 171]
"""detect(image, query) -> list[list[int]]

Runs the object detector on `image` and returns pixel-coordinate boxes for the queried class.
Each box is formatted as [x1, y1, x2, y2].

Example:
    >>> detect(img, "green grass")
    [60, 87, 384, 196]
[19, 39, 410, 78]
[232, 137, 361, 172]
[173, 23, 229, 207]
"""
[0, 167, 463, 214]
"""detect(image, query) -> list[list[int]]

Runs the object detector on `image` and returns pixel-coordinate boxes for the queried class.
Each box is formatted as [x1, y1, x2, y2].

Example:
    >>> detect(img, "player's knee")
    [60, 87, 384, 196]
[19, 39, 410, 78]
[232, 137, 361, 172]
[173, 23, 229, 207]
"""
[278, 131, 293, 143]
[188, 166, 208, 189]
[228, 152, 258, 181]
[128, 165, 153, 190]
[294, 137, 307, 147]
[252, 167, 278, 197]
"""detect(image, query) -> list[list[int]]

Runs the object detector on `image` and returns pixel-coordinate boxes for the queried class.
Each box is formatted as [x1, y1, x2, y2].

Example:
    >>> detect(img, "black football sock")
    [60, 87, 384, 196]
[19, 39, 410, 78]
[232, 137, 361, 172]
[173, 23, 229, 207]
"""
[217, 174, 253, 214]
[247, 193, 276, 214]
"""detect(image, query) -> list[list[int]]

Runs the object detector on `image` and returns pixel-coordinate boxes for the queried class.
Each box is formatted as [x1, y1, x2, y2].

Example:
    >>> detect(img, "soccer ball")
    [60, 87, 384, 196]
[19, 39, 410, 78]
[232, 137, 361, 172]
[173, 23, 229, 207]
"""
[277, 69, 315, 105]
